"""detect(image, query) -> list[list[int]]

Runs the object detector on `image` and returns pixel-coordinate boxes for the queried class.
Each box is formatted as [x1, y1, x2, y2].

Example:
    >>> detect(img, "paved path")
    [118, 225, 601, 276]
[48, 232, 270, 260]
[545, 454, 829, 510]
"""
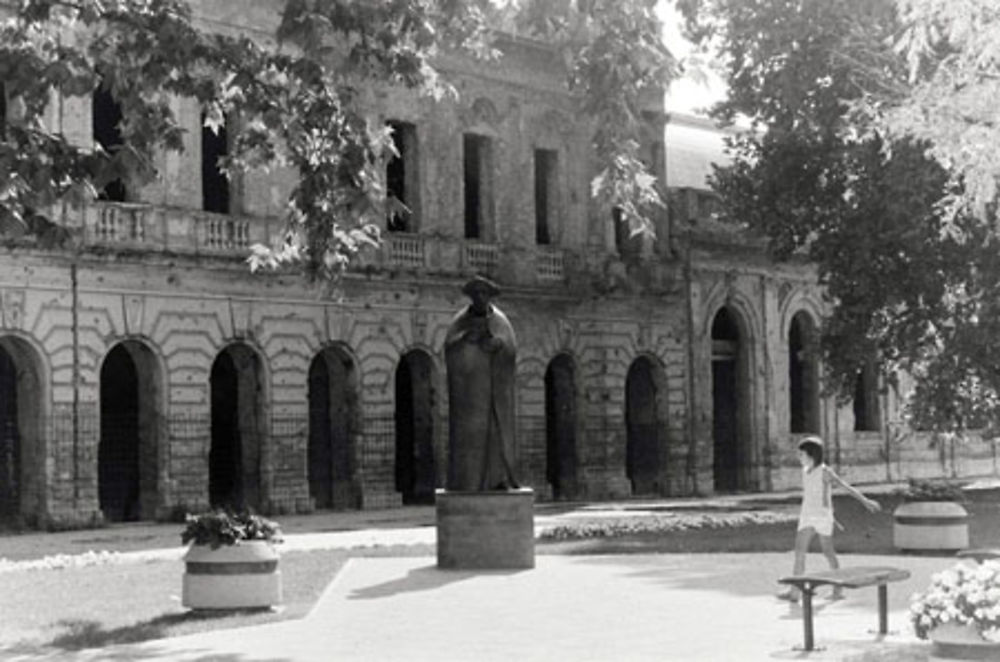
[6, 483, 983, 661]
[9, 551, 942, 662]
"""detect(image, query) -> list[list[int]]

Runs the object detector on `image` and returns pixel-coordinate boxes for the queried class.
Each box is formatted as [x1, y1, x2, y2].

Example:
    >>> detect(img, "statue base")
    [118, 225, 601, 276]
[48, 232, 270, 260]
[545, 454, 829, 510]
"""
[435, 488, 535, 570]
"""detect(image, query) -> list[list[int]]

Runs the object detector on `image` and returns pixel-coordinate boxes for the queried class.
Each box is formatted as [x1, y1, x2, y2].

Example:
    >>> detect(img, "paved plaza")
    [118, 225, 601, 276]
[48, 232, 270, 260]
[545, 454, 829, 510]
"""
[4, 490, 959, 662]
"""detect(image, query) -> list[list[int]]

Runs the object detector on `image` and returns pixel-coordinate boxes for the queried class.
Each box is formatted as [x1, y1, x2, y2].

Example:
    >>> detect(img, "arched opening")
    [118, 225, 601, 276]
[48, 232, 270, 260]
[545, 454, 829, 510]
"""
[210, 344, 264, 510]
[626, 356, 667, 496]
[545, 354, 578, 500]
[395, 350, 436, 504]
[853, 362, 881, 432]
[0, 337, 44, 525]
[308, 346, 359, 510]
[789, 311, 820, 434]
[99, 341, 162, 522]
[711, 307, 751, 492]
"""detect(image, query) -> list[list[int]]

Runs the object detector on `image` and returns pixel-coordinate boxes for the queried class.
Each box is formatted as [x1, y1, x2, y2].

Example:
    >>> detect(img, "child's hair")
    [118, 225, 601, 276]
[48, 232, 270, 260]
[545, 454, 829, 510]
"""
[797, 436, 824, 466]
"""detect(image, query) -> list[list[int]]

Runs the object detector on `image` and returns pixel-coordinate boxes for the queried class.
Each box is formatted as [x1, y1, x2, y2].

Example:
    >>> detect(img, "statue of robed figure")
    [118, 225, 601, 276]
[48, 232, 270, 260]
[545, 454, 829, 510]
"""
[444, 276, 520, 491]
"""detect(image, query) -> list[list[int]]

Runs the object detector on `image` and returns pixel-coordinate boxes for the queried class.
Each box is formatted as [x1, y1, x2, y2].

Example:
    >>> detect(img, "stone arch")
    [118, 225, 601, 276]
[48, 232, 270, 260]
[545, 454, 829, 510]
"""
[308, 342, 361, 510]
[787, 310, 821, 434]
[625, 353, 669, 496]
[545, 352, 579, 500]
[98, 338, 165, 521]
[708, 304, 755, 492]
[0, 334, 47, 524]
[394, 347, 438, 504]
[209, 342, 267, 510]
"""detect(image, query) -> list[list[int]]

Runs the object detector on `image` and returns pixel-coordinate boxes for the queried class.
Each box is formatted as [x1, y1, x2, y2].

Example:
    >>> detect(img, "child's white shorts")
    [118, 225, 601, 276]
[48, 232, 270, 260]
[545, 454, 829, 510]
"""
[797, 514, 834, 536]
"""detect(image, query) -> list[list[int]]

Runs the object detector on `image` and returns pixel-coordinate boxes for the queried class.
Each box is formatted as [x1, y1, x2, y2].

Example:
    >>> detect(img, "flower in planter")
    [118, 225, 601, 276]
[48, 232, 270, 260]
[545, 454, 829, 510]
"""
[897, 478, 968, 503]
[181, 510, 283, 549]
[910, 560, 1000, 641]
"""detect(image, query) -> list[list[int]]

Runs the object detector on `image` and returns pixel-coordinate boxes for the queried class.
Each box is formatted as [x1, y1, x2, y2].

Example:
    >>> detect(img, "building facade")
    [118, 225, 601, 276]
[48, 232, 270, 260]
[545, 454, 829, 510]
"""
[1, 2, 993, 527]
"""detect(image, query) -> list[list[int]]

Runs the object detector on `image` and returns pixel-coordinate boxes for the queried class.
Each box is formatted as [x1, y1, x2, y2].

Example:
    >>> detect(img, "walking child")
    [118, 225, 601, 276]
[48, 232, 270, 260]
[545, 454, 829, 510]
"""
[776, 436, 881, 602]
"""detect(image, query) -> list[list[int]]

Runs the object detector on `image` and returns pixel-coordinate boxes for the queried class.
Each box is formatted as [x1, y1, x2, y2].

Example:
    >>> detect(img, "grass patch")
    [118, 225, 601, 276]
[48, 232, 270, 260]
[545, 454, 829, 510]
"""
[0, 544, 429, 656]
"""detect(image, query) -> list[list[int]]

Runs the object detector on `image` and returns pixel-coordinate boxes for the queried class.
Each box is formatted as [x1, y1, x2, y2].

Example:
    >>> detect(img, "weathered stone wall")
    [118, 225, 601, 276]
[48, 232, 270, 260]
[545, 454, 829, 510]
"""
[0, 1, 993, 526]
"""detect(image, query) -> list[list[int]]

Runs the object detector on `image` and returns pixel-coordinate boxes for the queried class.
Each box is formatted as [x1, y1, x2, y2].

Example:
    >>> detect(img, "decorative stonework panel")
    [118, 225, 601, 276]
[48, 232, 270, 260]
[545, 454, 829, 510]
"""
[1, 289, 25, 330]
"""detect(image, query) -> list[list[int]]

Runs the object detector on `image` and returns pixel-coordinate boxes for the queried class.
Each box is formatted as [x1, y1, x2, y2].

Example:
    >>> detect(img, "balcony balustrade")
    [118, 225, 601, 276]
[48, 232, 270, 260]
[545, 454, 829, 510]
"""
[535, 246, 565, 281]
[464, 242, 499, 275]
[385, 232, 426, 269]
[69, 202, 595, 289]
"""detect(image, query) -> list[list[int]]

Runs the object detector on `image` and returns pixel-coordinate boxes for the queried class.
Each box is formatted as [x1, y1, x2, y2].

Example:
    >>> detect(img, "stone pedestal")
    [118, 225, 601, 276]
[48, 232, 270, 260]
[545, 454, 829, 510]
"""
[436, 488, 535, 570]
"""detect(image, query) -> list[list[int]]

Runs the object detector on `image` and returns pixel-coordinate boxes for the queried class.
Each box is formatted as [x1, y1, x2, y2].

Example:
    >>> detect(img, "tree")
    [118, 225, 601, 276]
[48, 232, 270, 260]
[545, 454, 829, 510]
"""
[883, 0, 1000, 222]
[678, 0, 1000, 434]
[0, 0, 674, 281]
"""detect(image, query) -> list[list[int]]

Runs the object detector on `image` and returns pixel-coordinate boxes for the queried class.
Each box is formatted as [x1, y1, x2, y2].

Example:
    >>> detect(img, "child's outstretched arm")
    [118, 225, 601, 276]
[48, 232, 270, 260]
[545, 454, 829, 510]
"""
[824, 466, 881, 513]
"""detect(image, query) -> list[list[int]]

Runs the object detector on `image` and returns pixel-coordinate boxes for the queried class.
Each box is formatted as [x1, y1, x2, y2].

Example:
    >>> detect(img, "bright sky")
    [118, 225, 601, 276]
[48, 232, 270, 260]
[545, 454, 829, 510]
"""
[657, 0, 728, 117]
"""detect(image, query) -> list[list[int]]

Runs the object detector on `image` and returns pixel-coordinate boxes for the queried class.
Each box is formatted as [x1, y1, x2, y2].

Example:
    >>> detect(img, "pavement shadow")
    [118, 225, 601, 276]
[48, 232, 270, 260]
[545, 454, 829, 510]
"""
[348, 563, 528, 600]
[41, 612, 273, 653]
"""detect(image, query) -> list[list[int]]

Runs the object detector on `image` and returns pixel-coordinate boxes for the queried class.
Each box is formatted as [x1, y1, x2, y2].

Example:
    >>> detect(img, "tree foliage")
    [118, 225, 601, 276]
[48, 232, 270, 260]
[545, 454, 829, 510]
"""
[0, 0, 673, 279]
[680, 0, 1000, 435]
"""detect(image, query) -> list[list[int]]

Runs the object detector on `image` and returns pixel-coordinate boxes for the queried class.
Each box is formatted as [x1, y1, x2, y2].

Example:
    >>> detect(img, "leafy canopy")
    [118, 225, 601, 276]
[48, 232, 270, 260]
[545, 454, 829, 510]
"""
[0, 0, 674, 279]
[679, 0, 1000, 435]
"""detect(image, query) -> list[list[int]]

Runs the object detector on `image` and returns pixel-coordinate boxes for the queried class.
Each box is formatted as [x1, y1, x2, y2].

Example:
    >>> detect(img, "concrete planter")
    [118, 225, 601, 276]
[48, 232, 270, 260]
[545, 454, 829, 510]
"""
[930, 621, 1000, 661]
[893, 501, 969, 552]
[182, 540, 282, 610]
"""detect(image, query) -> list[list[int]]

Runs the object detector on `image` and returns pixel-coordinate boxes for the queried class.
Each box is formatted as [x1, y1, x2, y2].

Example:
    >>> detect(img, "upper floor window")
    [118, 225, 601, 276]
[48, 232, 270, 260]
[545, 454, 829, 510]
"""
[534, 148, 558, 245]
[92, 84, 127, 202]
[201, 113, 230, 214]
[463, 133, 494, 240]
[614, 206, 642, 257]
[386, 120, 420, 232]
[853, 362, 881, 432]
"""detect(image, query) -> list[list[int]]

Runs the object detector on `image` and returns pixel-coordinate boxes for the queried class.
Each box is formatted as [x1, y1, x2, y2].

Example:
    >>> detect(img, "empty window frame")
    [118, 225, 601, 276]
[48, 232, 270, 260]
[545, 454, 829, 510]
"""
[534, 148, 558, 245]
[852, 363, 881, 432]
[201, 114, 230, 214]
[386, 120, 420, 232]
[463, 133, 494, 240]
[92, 84, 127, 202]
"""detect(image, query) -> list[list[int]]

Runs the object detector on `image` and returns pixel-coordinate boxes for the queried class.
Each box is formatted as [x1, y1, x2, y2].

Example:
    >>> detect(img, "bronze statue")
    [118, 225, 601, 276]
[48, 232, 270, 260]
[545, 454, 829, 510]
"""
[444, 275, 519, 491]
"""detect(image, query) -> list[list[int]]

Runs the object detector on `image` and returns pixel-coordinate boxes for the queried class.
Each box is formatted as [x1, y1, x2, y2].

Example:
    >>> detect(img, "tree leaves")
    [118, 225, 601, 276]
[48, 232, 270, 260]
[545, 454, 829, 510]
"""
[683, 0, 1000, 434]
[0, 0, 674, 280]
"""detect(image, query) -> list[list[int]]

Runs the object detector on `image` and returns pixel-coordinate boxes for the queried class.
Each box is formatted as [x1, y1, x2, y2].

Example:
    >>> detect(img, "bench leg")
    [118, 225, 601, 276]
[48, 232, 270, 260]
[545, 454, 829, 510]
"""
[878, 584, 888, 635]
[802, 586, 815, 651]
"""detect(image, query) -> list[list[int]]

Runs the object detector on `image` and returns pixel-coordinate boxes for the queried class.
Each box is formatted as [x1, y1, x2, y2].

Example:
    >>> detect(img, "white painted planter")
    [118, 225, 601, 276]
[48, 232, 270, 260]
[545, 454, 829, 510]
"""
[893, 501, 969, 552]
[929, 621, 1000, 661]
[182, 540, 282, 610]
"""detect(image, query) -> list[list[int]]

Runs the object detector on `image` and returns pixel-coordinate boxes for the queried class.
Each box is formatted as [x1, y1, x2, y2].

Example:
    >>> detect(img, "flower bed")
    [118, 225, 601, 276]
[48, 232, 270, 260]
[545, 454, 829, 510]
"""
[538, 510, 795, 541]
[910, 560, 1000, 642]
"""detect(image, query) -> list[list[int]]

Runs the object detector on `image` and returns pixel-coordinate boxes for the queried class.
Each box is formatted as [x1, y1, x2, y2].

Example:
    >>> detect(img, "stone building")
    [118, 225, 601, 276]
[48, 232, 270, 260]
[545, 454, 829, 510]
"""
[0, 3, 992, 527]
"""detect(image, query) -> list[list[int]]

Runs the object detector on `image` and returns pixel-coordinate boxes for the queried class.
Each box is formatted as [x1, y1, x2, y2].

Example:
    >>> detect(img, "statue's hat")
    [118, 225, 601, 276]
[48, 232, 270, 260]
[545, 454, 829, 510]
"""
[462, 275, 501, 297]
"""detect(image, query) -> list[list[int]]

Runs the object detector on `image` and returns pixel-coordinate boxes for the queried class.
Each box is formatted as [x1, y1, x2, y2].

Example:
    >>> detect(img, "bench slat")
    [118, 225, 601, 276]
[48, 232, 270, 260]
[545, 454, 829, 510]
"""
[778, 566, 910, 589]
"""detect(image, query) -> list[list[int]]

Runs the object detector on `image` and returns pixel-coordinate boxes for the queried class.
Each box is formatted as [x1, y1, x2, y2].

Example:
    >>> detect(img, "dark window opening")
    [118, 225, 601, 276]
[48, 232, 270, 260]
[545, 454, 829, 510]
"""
[534, 148, 557, 245]
[1, 82, 7, 140]
[853, 364, 881, 432]
[613, 207, 627, 253]
[614, 206, 642, 257]
[201, 114, 230, 214]
[463, 133, 492, 240]
[93, 84, 127, 202]
[386, 121, 419, 232]
[545, 355, 577, 500]
[0, 346, 20, 520]
[789, 313, 820, 434]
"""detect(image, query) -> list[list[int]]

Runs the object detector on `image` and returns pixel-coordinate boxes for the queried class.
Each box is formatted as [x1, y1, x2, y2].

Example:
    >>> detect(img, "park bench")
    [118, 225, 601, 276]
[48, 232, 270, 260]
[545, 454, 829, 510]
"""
[778, 566, 911, 651]
[957, 548, 1000, 563]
